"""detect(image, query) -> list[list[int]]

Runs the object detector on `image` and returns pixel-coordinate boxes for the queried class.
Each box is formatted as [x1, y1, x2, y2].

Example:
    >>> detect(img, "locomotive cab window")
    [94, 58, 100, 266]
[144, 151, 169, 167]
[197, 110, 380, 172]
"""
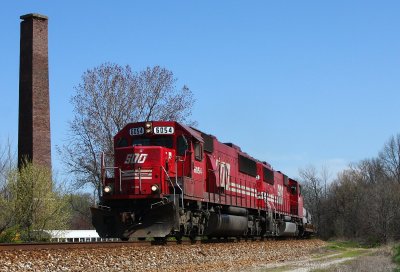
[177, 135, 189, 156]
[291, 185, 297, 195]
[116, 137, 128, 147]
[132, 136, 173, 149]
[194, 141, 203, 161]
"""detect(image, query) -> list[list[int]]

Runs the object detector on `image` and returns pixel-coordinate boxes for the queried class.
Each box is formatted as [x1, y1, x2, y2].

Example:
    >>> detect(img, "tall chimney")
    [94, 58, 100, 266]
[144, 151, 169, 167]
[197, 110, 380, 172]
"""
[18, 13, 51, 170]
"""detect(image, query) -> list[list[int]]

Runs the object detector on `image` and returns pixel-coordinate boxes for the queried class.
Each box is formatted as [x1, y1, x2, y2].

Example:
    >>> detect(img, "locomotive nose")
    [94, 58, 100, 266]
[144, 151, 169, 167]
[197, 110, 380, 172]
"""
[114, 146, 174, 196]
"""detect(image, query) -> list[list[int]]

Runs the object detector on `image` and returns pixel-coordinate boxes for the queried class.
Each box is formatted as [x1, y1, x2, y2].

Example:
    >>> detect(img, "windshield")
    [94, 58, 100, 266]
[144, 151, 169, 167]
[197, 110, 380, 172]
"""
[132, 136, 173, 149]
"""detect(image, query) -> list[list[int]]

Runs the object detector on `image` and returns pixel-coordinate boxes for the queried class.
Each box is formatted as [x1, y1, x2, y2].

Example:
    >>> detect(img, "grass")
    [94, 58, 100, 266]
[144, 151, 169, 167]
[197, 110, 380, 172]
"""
[336, 249, 366, 258]
[393, 244, 400, 272]
[264, 241, 369, 272]
[326, 240, 371, 250]
[314, 249, 367, 263]
[309, 242, 397, 272]
[312, 240, 368, 260]
[259, 240, 396, 272]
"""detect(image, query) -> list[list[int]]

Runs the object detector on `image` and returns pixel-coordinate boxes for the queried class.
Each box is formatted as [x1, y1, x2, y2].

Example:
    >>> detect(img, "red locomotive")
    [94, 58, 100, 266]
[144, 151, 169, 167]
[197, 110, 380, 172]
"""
[91, 121, 315, 240]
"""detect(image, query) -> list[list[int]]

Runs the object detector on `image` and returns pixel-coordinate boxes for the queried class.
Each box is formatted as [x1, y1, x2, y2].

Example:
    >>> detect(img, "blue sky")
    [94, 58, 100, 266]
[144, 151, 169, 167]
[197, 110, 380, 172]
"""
[1, 1, 399, 182]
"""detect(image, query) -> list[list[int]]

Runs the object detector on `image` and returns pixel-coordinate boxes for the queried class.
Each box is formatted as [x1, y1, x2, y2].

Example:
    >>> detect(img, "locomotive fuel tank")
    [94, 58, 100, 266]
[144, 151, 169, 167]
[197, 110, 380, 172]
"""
[205, 212, 248, 237]
[278, 222, 298, 236]
[222, 206, 248, 216]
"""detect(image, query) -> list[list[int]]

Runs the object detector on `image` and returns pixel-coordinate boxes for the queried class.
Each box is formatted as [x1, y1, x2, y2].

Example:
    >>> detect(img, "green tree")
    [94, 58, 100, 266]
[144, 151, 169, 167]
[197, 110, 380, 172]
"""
[7, 161, 70, 241]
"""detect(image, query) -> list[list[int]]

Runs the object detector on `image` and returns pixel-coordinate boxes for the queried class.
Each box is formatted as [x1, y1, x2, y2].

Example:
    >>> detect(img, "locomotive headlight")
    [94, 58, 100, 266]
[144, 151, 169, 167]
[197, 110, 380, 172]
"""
[151, 184, 160, 193]
[145, 122, 152, 134]
[104, 185, 112, 194]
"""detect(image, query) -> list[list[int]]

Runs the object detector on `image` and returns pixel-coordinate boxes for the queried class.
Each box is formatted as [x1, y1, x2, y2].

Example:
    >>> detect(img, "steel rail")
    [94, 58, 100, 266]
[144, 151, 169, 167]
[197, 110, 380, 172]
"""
[0, 241, 148, 251]
[0, 237, 297, 251]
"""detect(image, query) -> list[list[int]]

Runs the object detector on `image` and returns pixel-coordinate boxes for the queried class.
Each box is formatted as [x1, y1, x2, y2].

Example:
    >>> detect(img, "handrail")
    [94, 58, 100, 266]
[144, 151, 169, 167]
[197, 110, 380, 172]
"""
[138, 167, 142, 194]
[161, 166, 176, 205]
[119, 168, 122, 193]
[101, 152, 105, 187]
[174, 158, 184, 208]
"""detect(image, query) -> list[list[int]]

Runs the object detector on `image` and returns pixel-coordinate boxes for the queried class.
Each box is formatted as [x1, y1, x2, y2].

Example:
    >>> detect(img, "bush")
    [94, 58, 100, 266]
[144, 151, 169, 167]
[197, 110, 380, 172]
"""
[393, 245, 400, 265]
[0, 226, 21, 243]
[0, 161, 71, 242]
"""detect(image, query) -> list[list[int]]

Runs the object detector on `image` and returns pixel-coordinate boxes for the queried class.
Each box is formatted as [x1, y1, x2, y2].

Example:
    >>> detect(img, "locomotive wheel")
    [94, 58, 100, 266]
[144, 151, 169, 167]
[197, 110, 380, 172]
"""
[153, 237, 167, 244]
[189, 227, 198, 243]
[189, 232, 197, 243]
[174, 232, 183, 244]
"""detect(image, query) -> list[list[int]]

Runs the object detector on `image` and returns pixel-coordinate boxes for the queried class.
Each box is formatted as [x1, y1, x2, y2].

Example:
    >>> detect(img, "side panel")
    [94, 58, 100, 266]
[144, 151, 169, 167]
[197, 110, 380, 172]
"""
[298, 194, 304, 218]
[272, 172, 290, 214]
[192, 151, 206, 199]
[289, 179, 299, 216]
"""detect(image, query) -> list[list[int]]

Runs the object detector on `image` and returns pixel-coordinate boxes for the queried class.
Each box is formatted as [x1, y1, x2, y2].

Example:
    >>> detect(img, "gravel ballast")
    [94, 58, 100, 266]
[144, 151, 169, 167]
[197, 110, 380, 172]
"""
[0, 239, 325, 271]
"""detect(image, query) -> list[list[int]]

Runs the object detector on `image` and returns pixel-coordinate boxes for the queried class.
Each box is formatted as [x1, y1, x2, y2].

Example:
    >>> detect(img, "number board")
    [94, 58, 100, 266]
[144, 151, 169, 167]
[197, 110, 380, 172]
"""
[129, 127, 144, 136]
[154, 126, 174, 134]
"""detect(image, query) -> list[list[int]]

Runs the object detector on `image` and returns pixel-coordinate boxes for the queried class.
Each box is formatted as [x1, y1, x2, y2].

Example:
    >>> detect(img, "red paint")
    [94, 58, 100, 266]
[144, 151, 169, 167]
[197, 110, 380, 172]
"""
[104, 121, 304, 219]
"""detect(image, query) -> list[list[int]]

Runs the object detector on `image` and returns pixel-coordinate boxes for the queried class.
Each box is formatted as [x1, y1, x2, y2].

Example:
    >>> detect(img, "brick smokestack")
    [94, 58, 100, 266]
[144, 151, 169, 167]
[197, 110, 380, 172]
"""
[18, 13, 51, 170]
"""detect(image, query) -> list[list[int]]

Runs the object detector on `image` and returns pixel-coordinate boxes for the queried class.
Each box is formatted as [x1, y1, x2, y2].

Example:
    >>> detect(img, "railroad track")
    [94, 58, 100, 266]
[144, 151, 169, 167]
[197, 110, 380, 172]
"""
[0, 241, 142, 251]
[0, 237, 276, 251]
[0, 240, 206, 251]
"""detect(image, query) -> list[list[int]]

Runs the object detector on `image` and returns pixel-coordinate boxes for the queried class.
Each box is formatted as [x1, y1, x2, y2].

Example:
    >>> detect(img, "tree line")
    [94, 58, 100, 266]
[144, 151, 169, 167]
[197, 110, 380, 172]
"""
[300, 134, 400, 244]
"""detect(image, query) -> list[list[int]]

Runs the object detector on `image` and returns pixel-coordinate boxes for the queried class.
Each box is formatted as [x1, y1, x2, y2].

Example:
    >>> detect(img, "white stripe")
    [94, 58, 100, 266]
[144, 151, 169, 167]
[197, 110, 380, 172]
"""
[229, 182, 257, 193]
[123, 170, 152, 174]
[122, 173, 152, 178]
[122, 177, 152, 180]
[226, 188, 284, 205]
[229, 187, 253, 196]
[122, 169, 153, 181]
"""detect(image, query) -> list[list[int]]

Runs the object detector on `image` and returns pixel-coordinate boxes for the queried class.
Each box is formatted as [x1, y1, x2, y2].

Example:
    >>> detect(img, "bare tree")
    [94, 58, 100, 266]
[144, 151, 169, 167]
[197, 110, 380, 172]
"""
[0, 139, 16, 192]
[299, 165, 324, 228]
[299, 134, 400, 243]
[320, 165, 331, 198]
[0, 140, 16, 236]
[318, 156, 400, 243]
[68, 193, 94, 229]
[60, 63, 196, 199]
[378, 134, 400, 183]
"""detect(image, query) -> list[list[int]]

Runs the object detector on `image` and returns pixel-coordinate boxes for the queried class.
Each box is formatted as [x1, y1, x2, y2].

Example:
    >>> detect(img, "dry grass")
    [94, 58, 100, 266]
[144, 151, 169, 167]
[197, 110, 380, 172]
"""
[311, 246, 396, 272]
